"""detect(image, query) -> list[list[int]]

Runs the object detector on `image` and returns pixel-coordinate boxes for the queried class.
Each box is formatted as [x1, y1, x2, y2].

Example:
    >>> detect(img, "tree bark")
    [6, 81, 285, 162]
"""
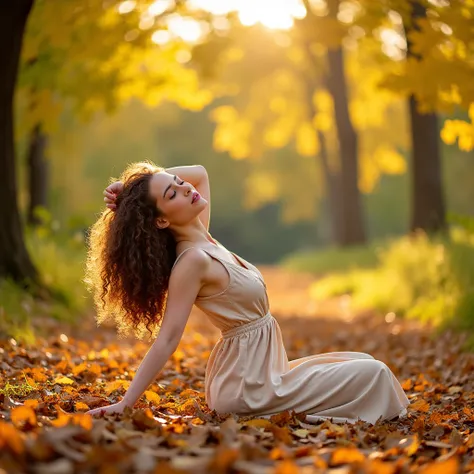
[325, 0, 366, 245]
[317, 130, 345, 244]
[27, 123, 49, 226]
[302, 71, 345, 245]
[405, 1, 446, 233]
[0, 0, 39, 285]
[299, 2, 364, 246]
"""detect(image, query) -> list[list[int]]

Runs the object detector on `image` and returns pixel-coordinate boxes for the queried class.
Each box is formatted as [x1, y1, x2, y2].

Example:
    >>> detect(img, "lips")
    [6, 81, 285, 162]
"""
[192, 192, 200, 204]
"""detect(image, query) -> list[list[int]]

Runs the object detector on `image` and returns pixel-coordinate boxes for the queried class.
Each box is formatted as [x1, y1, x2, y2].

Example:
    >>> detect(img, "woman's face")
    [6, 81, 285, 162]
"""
[149, 171, 206, 227]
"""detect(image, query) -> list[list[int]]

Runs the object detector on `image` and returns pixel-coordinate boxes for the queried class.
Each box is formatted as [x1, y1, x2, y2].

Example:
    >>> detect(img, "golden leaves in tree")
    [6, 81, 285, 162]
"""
[441, 104, 474, 151]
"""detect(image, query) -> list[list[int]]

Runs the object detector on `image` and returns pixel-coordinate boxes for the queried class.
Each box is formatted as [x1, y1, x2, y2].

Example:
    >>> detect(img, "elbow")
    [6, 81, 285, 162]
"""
[159, 334, 181, 353]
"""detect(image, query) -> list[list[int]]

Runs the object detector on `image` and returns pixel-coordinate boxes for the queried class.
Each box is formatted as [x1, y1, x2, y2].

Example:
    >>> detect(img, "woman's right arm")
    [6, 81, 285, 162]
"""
[120, 248, 209, 408]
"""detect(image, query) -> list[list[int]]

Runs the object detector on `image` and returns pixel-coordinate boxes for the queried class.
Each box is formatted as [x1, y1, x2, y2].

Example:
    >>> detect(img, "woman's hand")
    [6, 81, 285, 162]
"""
[103, 181, 124, 210]
[86, 400, 128, 416]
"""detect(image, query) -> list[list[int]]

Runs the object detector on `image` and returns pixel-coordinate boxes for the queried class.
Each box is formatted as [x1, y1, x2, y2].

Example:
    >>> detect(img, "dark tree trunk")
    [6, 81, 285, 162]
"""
[325, 0, 366, 245]
[302, 67, 346, 245]
[299, 9, 362, 247]
[27, 124, 49, 226]
[0, 0, 39, 285]
[405, 1, 446, 233]
[317, 130, 345, 245]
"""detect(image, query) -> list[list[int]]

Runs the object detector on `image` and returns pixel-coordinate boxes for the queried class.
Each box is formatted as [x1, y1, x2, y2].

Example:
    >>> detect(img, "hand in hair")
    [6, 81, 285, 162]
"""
[103, 181, 124, 210]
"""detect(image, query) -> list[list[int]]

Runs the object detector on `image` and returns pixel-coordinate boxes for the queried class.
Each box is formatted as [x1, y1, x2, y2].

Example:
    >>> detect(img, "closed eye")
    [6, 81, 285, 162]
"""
[171, 180, 185, 199]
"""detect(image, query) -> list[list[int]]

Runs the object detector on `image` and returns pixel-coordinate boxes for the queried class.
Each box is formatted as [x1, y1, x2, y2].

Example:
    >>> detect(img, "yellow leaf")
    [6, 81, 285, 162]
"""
[243, 418, 272, 429]
[144, 391, 161, 404]
[292, 428, 310, 438]
[54, 376, 75, 385]
[104, 380, 130, 395]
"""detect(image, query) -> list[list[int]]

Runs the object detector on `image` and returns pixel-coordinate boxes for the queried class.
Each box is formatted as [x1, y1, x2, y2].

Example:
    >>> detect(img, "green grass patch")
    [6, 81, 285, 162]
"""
[0, 223, 89, 344]
[280, 241, 382, 275]
[282, 227, 474, 349]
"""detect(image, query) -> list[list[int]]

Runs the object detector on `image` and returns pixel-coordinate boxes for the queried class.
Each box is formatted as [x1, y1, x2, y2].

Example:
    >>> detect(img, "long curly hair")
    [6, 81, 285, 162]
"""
[84, 161, 177, 340]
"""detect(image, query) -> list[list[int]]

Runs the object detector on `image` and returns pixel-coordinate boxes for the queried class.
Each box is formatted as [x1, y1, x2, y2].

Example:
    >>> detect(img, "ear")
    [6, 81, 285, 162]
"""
[156, 217, 170, 229]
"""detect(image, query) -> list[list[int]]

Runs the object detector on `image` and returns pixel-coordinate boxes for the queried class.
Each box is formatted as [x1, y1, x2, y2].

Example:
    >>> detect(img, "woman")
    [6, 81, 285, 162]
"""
[85, 161, 410, 424]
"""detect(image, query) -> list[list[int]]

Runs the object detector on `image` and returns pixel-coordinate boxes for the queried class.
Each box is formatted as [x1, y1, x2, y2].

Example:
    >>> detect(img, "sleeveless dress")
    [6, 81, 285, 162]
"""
[171, 241, 410, 425]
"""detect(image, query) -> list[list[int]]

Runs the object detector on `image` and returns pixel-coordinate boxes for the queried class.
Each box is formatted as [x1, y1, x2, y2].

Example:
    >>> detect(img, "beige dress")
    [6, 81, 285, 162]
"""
[172, 242, 410, 425]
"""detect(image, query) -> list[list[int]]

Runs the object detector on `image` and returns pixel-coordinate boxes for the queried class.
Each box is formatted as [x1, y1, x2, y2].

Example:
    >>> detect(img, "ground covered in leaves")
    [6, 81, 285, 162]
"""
[1, 266, 474, 473]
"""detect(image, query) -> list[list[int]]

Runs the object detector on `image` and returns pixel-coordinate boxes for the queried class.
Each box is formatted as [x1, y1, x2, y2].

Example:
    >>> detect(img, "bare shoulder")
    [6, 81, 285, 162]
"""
[171, 247, 210, 278]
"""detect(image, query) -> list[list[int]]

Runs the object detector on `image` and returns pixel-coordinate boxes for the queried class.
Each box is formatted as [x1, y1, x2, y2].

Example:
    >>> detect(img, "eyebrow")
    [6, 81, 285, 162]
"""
[163, 175, 177, 199]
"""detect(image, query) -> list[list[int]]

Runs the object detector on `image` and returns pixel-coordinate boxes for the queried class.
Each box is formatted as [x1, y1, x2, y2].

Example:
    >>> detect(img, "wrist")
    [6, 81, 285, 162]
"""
[165, 165, 205, 187]
[121, 395, 136, 408]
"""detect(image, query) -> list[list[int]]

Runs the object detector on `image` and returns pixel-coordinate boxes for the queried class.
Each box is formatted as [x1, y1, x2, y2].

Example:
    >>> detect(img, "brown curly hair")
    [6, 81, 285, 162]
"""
[84, 161, 177, 340]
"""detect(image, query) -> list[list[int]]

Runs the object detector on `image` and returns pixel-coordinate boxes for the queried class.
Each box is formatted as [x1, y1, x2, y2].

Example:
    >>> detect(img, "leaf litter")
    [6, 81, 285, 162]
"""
[1, 266, 474, 473]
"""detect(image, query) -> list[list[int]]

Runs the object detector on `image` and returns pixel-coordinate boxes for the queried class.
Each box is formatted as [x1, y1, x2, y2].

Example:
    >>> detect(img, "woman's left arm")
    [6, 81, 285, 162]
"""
[165, 165, 211, 231]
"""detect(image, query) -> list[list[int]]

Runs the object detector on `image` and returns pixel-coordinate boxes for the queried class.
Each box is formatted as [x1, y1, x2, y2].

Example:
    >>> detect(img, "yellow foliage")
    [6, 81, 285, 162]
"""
[210, 105, 238, 122]
[375, 146, 406, 175]
[269, 97, 288, 114]
[243, 172, 280, 210]
[296, 122, 319, 156]
[312, 90, 334, 131]
[441, 107, 474, 152]
[223, 47, 244, 63]
[359, 146, 406, 194]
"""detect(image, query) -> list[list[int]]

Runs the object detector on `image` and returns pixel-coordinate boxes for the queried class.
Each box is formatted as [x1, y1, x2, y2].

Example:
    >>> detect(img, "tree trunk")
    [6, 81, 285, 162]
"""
[299, 12, 360, 247]
[317, 130, 345, 244]
[404, 1, 446, 233]
[27, 123, 49, 226]
[325, 0, 366, 245]
[0, 0, 39, 285]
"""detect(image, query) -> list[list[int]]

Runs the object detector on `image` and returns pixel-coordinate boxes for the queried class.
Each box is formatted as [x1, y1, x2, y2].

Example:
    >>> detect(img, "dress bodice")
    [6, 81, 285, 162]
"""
[171, 243, 269, 333]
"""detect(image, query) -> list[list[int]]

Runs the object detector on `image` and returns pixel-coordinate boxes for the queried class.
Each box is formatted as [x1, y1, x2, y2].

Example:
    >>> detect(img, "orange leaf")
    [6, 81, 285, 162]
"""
[30, 368, 48, 383]
[0, 421, 25, 454]
[11, 406, 37, 429]
[75, 401, 90, 411]
[275, 460, 300, 474]
[410, 398, 430, 412]
[401, 379, 413, 390]
[418, 456, 459, 474]
[331, 447, 366, 465]
[24, 399, 39, 409]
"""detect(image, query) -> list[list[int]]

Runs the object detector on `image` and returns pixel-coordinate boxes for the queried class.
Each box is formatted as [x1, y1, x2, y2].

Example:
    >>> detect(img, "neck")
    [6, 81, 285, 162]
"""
[170, 219, 216, 246]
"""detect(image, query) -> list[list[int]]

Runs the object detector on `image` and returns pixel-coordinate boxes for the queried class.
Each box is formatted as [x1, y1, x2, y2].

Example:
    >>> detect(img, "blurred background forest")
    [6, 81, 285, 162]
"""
[1, 0, 474, 344]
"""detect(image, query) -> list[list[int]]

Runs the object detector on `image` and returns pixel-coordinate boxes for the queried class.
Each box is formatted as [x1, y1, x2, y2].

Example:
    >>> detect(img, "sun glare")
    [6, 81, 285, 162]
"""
[146, 0, 307, 46]
[189, 0, 305, 30]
